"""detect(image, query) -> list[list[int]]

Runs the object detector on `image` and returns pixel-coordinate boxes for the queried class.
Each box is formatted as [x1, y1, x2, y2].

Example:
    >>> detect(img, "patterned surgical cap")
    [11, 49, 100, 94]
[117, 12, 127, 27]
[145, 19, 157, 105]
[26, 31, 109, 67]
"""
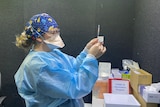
[25, 13, 58, 40]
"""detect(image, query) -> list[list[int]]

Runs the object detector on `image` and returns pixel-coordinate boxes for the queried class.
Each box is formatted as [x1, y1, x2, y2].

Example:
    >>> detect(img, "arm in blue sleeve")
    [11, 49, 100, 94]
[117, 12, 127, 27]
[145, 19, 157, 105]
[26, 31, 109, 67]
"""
[74, 48, 88, 67]
[37, 54, 98, 99]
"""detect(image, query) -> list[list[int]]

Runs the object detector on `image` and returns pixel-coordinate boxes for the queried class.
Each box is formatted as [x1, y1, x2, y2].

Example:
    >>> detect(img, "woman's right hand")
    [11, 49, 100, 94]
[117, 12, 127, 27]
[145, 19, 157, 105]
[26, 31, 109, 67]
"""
[88, 42, 106, 59]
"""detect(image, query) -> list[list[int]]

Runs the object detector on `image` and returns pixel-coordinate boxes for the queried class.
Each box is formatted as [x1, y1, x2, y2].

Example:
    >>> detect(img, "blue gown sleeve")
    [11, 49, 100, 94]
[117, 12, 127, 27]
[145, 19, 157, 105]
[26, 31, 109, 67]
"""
[37, 50, 98, 99]
[73, 48, 88, 67]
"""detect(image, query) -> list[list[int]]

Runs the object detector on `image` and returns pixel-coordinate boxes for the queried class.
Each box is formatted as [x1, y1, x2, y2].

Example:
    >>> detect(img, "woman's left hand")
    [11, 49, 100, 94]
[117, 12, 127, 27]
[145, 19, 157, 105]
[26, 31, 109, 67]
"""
[85, 38, 98, 50]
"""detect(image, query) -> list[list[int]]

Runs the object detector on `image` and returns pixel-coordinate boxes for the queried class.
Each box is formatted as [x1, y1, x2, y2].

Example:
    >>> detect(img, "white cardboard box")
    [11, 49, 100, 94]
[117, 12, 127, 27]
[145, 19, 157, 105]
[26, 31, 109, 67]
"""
[142, 89, 160, 103]
[103, 93, 140, 107]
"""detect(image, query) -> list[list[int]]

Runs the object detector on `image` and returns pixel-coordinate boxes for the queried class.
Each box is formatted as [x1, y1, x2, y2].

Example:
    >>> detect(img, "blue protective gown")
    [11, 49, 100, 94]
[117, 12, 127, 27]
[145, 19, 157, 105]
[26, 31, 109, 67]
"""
[14, 48, 98, 107]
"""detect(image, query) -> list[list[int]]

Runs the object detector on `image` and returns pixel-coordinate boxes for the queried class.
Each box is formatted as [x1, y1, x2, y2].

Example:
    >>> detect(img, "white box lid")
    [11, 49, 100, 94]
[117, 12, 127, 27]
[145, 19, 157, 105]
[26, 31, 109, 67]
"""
[103, 93, 140, 107]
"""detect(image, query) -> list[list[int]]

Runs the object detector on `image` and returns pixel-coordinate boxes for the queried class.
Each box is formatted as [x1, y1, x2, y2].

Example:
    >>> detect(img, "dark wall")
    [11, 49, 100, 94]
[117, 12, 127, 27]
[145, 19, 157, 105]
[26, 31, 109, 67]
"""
[133, 0, 160, 82]
[0, 0, 135, 96]
[95, 0, 135, 68]
[23, 0, 97, 57]
[0, 0, 25, 96]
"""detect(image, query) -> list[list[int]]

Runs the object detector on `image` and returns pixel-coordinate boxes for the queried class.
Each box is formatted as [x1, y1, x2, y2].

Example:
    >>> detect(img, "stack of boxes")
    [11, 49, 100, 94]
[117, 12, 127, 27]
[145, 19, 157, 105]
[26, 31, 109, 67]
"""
[130, 69, 158, 107]
[92, 61, 159, 107]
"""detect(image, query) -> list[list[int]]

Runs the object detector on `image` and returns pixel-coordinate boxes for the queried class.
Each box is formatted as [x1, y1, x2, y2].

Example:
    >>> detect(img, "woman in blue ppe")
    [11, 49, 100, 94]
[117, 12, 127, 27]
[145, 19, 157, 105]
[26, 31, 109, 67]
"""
[14, 13, 106, 107]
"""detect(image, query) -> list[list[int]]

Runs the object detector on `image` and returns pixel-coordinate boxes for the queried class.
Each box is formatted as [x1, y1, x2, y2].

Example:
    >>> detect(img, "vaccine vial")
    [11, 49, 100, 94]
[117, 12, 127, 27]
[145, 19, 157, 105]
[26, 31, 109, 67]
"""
[98, 36, 104, 44]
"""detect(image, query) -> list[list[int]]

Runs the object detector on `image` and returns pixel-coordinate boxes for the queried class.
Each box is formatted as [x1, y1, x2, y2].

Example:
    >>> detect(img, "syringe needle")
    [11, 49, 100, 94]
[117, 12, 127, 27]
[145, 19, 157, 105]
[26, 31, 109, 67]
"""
[97, 25, 100, 37]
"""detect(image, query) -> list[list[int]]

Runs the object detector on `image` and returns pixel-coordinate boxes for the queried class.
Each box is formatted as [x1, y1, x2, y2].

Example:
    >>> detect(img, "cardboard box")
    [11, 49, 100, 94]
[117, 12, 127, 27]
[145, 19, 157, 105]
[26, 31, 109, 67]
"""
[142, 89, 160, 103]
[103, 93, 140, 107]
[133, 89, 158, 107]
[130, 69, 152, 93]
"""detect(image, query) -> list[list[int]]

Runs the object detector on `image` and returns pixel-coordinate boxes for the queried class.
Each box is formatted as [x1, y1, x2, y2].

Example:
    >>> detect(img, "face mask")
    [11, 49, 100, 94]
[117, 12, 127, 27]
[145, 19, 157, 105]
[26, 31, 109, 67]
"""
[43, 33, 65, 50]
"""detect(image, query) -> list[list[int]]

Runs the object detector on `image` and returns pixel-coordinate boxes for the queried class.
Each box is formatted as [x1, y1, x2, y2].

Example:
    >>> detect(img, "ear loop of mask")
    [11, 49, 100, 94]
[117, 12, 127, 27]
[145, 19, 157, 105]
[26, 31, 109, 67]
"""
[29, 25, 63, 50]
[29, 26, 45, 50]
[30, 26, 44, 39]
[29, 26, 61, 50]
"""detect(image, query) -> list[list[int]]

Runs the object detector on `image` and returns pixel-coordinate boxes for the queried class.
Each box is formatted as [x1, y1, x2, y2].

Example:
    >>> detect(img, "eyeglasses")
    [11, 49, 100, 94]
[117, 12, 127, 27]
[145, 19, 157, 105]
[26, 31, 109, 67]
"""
[47, 29, 60, 35]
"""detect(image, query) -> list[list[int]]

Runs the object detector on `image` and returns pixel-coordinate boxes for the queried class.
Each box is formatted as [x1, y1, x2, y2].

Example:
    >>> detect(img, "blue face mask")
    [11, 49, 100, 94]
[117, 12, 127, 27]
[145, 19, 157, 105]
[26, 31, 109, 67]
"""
[45, 42, 59, 50]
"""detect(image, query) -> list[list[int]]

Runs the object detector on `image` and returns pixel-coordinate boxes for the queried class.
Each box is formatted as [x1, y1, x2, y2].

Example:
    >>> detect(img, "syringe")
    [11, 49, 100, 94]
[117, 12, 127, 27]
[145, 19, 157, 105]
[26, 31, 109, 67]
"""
[97, 24, 100, 37]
